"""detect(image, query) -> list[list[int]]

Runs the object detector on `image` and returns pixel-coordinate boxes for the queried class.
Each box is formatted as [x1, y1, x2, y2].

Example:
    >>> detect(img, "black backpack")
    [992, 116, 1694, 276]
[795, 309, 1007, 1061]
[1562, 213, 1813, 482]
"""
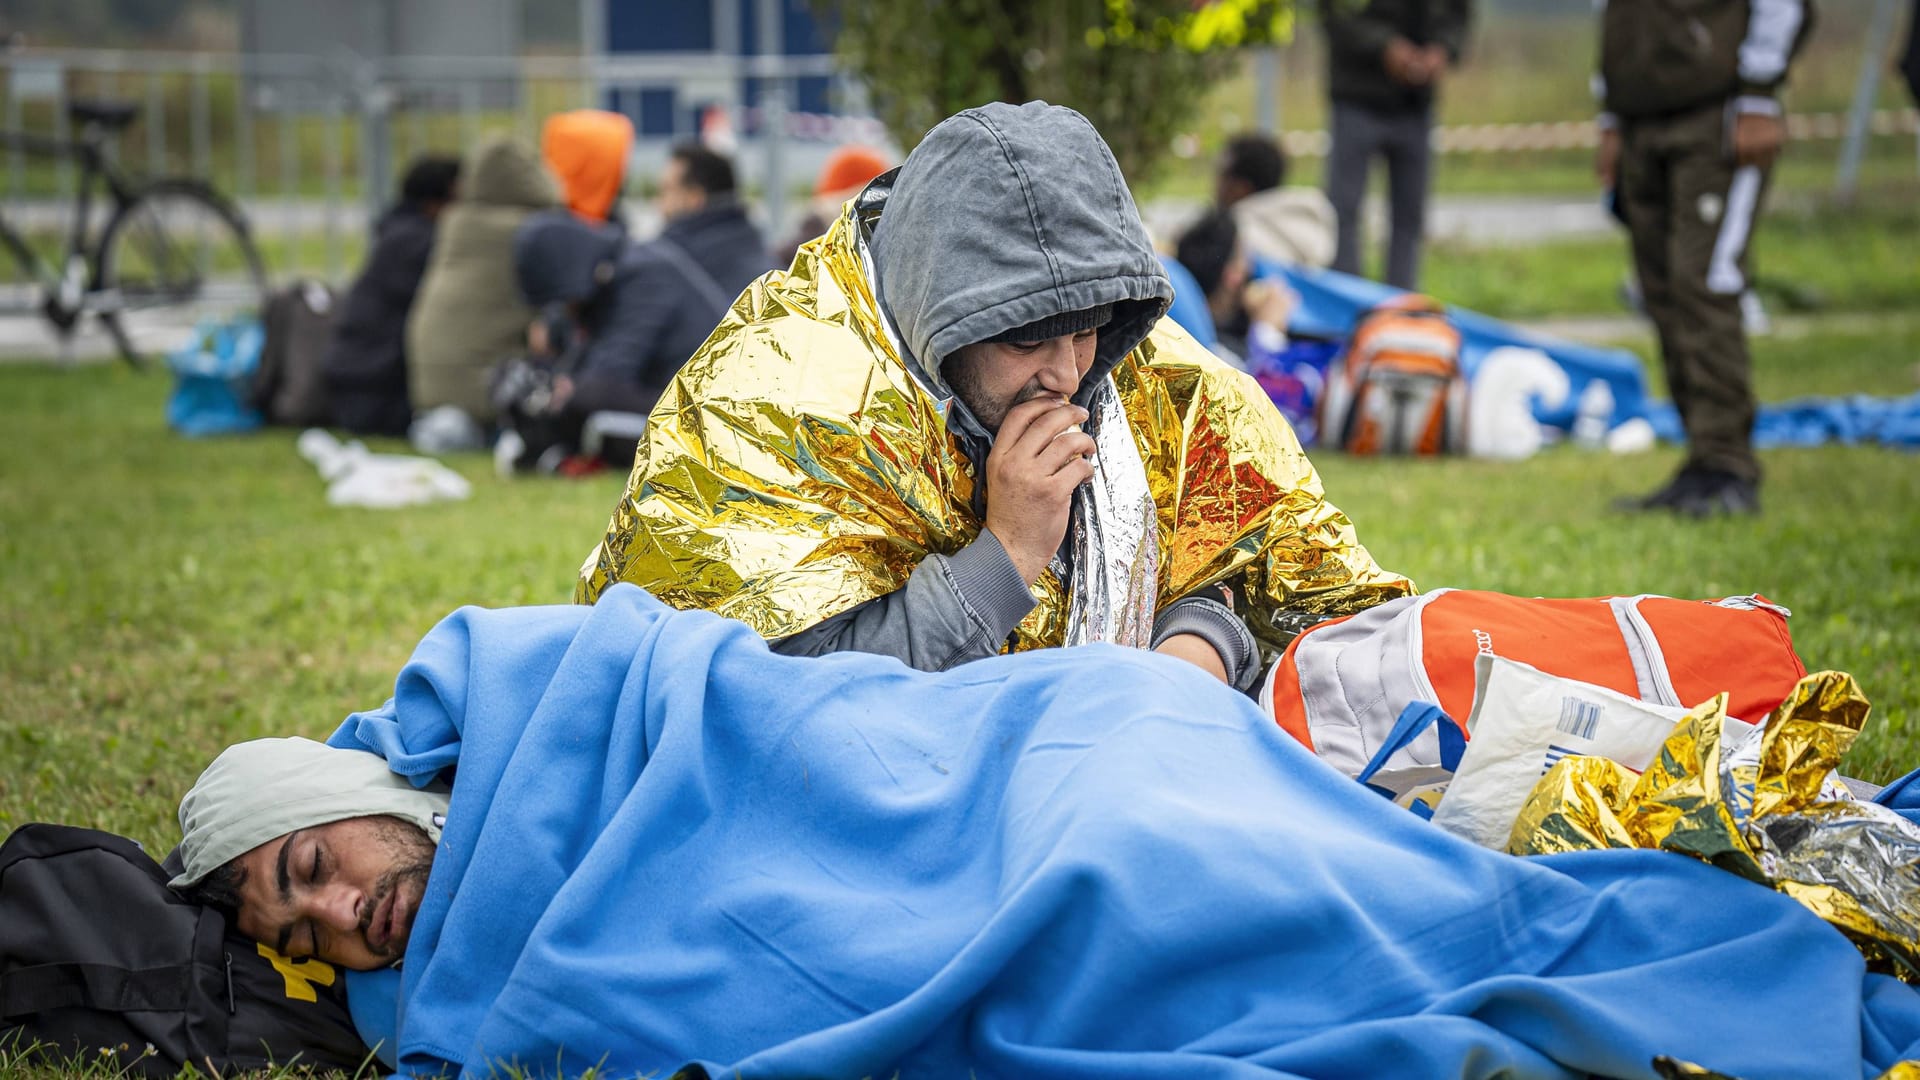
[0, 824, 372, 1076]
[251, 280, 339, 428]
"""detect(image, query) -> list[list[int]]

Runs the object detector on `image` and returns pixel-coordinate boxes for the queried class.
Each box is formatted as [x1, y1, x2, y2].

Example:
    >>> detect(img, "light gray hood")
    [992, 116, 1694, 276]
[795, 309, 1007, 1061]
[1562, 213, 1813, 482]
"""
[171, 737, 448, 890]
[872, 101, 1172, 411]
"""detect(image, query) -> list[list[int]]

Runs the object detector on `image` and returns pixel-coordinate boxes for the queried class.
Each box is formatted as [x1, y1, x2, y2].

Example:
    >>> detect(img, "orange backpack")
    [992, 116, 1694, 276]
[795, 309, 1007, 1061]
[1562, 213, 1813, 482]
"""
[1320, 294, 1467, 456]
[1259, 589, 1808, 778]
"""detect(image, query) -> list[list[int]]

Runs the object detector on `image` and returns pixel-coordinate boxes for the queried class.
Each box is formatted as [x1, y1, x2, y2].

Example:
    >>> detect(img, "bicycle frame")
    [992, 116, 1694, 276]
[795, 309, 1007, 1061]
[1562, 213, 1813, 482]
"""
[0, 113, 269, 367]
[0, 126, 139, 304]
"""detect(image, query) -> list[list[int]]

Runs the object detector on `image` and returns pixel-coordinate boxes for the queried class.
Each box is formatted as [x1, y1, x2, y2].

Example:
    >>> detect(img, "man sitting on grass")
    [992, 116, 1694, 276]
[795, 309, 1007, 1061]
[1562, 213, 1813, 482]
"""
[171, 584, 1920, 1080]
[574, 101, 1411, 690]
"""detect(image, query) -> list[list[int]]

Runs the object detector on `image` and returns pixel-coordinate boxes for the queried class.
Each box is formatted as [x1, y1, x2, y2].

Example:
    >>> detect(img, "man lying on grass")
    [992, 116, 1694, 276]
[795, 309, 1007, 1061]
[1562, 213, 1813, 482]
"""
[171, 584, 1920, 1080]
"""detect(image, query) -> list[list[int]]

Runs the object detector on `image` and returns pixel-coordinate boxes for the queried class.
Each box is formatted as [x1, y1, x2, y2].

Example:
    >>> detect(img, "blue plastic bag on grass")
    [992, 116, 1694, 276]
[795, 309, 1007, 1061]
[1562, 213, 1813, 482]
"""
[166, 317, 265, 436]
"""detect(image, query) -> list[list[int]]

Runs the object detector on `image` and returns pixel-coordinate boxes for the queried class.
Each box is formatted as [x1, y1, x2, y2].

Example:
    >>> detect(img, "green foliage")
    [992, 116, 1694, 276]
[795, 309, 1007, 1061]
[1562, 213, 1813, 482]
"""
[812, 0, 1293, 182]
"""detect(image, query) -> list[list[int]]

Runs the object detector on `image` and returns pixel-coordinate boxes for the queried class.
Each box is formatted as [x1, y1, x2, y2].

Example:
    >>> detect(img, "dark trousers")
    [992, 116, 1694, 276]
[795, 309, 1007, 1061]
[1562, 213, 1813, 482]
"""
[1618, 103, 1769, 482]
[1325, 100, 1433, 290]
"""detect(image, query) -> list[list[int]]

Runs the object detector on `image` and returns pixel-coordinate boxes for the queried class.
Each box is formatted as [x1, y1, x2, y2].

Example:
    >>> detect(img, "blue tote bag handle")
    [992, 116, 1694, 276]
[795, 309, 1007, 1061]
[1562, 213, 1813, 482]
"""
[1355, 702, 1466, 791]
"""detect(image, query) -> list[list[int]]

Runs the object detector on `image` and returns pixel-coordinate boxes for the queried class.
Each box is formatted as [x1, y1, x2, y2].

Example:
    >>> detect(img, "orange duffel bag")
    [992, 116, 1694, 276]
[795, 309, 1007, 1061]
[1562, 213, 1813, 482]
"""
[1258, 589, 1808, 779]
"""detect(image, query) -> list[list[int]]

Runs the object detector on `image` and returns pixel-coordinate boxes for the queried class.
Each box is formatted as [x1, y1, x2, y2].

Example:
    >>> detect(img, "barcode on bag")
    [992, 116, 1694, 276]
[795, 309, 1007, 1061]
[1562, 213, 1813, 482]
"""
[1557, 696, 1601, 740]
[1542, 743, 1578, 774]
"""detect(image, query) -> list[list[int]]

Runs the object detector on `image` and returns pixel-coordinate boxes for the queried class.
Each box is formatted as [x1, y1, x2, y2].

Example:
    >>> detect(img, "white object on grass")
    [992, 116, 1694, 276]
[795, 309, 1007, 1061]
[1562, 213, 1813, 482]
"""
[410, 405, 488, 455]
[1572, 380, 1616, 449]
[1429, 654, 1692, 850]
[296, 429, 472, 509]
[1466, 347, 1569, 461]
[1606, 417, 1658, 454]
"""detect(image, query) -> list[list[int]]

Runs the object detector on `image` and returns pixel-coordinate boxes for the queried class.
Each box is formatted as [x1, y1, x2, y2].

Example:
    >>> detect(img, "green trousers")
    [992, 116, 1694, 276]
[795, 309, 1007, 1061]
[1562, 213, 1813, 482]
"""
[1617, 102, 1771, 482]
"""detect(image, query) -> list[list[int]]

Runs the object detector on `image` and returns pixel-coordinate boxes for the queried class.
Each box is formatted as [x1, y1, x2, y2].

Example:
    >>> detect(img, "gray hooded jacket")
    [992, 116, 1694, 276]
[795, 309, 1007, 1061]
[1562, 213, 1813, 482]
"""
[773, 102, 1259, 688]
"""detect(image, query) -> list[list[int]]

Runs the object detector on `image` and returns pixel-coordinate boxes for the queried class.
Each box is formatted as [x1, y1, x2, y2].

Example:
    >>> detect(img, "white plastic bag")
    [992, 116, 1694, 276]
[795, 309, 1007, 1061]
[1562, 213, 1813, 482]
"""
[1465, 347, 1569, 461]
[1429, 654, 1691, 849]
[296, 429, 472, 509]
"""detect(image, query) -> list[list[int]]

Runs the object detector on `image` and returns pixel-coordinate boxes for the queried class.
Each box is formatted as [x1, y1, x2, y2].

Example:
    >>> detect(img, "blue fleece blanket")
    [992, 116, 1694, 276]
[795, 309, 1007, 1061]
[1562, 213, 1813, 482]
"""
[331, 585, 1920, 1079]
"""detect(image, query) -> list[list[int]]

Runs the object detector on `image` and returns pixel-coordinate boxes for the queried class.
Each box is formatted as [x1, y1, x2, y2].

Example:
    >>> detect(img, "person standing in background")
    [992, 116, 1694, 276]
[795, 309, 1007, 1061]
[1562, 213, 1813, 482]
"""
[1318, 0, 1470, 290]
[1900, 0, 1920, 107]
[1598, 0, 1812, 517]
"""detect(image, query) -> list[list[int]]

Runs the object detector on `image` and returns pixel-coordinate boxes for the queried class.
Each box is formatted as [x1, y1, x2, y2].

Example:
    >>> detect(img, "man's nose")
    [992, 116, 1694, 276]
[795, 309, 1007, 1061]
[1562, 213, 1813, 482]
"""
[310, 883, 364, 932]
[1037, 339, 1081, 391]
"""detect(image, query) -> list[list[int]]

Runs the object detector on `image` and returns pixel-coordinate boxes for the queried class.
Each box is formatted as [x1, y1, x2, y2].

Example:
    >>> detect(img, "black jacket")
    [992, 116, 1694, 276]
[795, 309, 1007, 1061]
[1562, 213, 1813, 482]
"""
[515, 199, 774, 416]
[1319, 0, 1471, 114]
[1906, 0, 1920, 108]
[323, 205, 437, 435]
[1599, 0, 1814, 120]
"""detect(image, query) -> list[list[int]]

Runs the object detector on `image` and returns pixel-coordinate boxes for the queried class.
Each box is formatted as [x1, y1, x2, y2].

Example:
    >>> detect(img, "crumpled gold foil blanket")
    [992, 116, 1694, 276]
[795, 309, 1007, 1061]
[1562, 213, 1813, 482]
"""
[1658, 1056, 1920, 1080]
[575, 199, 1412, 648]
[1509, 671, 1920, 974]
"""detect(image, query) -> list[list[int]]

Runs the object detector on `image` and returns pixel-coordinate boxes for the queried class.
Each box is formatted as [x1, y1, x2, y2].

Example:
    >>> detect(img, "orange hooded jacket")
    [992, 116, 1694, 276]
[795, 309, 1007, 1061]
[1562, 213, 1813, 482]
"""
[541, 110, 634, 222]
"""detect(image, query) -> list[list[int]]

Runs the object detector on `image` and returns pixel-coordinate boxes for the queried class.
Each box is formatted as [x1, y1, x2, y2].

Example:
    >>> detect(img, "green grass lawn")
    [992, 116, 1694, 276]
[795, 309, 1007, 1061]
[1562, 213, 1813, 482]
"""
[1, 314, 1916, 870]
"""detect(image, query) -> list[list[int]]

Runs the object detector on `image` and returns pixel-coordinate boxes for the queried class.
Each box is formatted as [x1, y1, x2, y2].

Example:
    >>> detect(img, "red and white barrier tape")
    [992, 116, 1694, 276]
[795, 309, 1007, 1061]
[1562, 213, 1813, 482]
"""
[1277, 109, 1920, 157]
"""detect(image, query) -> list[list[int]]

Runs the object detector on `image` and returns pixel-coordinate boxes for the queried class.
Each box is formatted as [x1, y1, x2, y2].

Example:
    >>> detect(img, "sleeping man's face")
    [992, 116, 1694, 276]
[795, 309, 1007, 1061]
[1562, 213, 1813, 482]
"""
[228, 814, 436, 970]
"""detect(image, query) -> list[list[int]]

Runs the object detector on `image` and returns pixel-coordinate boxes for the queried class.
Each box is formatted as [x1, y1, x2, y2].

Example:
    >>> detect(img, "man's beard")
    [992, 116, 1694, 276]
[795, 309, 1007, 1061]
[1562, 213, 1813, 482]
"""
[358, 817, 436, 959]
[944, 362, 1060, 436]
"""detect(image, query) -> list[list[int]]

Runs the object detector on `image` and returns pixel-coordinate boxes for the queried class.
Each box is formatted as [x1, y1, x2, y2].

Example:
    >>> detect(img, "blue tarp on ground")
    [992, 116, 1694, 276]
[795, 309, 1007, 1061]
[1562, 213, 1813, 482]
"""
[1647, 392, 1920, 450]
[335, 585, 1920, 1079]
[1257, 260, 1652, 429]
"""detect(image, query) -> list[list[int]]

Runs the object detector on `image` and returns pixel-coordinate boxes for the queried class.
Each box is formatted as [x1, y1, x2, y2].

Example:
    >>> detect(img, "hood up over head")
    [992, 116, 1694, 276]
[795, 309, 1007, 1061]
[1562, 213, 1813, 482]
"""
[541, 109, 635, 222]
[171, 737, 448, 890]
[512, 209, 626, 308]
[872, 101, 1172, 413]
[460, 135, 559, 210]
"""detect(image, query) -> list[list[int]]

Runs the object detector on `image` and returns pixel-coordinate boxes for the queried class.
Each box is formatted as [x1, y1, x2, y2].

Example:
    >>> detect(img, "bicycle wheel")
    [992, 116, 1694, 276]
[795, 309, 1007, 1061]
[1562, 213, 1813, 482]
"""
[95, 179, 270, 365]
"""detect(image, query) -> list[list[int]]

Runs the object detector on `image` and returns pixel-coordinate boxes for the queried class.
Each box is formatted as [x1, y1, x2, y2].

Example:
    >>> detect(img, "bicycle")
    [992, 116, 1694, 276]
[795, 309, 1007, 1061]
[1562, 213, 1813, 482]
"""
[0, 98, 270, 368]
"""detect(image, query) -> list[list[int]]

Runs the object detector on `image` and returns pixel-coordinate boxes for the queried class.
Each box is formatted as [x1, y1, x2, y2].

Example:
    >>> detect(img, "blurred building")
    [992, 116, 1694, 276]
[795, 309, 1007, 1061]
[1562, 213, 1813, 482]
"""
[240, 0, 522, 111]
[593, 0, 838, 141]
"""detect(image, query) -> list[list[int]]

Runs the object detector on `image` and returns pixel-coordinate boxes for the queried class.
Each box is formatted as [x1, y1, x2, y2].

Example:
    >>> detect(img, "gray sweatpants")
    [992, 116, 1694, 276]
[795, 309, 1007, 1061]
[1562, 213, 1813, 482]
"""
[1325, 100, 1434, 291]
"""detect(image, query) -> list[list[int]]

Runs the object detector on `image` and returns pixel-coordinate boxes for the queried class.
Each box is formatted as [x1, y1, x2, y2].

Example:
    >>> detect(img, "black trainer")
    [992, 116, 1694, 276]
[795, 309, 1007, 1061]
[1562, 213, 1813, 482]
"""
[1671, 470, 1761, 518]
[1611, 466, 1705, 513]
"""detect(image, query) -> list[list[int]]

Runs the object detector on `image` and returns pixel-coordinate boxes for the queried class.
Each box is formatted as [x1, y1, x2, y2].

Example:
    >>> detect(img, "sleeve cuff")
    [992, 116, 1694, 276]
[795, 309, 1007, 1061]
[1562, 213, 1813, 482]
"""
[1733, 94, 1783, 117]
[1596, 111, 1619, 132]
[944, 529, 1038, 640]
[1153, 595, 1261, 692]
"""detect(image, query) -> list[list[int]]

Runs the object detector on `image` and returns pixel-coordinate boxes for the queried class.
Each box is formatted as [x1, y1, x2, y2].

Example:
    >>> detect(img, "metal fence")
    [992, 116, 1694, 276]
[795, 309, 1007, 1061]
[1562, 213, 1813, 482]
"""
[1, 46, 886, 282]
[5, 43, 1915, 287]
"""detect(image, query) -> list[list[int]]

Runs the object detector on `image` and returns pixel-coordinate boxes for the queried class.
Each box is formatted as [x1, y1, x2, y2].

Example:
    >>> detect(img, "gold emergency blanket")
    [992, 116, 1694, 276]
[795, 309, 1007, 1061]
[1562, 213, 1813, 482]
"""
[576, 203, 1412, 648]
[1510, 671, 1920, 975]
